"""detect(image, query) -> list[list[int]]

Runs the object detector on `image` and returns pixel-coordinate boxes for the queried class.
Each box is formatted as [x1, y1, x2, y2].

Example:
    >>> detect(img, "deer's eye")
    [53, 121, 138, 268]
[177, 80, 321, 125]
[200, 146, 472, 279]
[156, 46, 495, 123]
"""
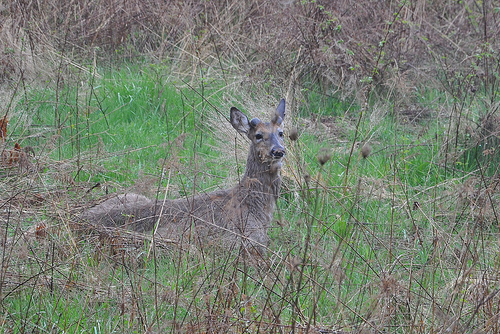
[255, 133, 263, 140]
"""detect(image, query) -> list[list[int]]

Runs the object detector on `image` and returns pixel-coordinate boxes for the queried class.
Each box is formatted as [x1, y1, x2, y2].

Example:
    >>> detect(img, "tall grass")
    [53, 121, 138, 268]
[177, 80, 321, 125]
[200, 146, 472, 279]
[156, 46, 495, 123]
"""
[1, 0, 500, 332]
[4, 64, 499, 333]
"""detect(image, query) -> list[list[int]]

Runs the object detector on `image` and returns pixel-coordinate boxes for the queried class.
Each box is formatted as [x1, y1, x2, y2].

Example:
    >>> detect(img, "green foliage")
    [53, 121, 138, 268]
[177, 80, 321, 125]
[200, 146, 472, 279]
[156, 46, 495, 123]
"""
[299, 86, 359, 118]
[11, 65, 227, 186]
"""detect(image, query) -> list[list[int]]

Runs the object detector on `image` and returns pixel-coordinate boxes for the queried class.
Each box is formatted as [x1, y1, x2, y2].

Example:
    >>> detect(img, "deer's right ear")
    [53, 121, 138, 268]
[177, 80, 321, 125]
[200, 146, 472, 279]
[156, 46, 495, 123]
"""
[273, 98, 286, 125]
[230, 107, 251, 134]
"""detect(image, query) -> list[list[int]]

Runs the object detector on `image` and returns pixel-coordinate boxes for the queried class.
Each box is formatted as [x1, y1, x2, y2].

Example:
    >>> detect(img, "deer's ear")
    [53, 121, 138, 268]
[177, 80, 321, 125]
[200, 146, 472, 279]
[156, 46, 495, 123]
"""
[273, 99, 286, 125]
[230, 107, 251, 134]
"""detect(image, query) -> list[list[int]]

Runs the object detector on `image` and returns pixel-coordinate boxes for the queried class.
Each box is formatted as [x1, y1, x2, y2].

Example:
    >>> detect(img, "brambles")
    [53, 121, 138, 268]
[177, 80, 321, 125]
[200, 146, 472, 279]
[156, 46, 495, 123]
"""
[2, 0, 498, 104]
[0, 115, 7, 141]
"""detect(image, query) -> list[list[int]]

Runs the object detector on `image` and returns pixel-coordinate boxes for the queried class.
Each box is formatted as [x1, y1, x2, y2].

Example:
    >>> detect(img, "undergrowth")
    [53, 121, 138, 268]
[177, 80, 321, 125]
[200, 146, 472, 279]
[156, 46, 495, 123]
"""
[1, 0, 500, 333]
[1, 63, 499, 333]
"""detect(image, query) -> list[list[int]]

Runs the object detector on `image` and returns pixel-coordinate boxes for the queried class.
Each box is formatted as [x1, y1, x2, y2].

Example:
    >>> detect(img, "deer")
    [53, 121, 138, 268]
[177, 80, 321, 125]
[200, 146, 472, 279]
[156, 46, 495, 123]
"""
[81, 99, 286, 255]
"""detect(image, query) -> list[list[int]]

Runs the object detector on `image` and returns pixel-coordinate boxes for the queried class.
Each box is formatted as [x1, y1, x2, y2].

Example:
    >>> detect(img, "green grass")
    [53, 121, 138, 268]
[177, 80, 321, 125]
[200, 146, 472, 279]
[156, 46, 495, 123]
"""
[12, 65, 228, 187]
[298, 85, 360, 118]
[2, 63, 500, 333]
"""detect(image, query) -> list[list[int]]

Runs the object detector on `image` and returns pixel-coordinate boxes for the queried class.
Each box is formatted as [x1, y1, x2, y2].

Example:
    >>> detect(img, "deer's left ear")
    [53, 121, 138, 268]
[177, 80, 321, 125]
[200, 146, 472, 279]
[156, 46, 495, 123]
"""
[230, 107, 251, 134]
[273, 99, 286, 125]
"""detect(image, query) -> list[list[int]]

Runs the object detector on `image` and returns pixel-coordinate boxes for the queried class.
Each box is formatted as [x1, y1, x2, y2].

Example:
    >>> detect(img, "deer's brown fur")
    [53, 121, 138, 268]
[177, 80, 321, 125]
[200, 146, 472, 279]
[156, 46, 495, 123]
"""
[81, 99, 286, 254]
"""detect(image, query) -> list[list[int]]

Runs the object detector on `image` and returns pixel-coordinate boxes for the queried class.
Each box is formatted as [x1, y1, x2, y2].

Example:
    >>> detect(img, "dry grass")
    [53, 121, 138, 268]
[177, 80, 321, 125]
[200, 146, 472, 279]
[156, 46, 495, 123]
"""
[1, 0, 499, 333]
[3, 0, 499, 97]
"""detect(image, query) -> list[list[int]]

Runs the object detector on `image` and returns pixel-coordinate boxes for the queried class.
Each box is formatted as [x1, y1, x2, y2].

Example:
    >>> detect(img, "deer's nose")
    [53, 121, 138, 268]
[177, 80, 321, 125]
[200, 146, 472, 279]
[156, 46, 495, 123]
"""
[271, 147, 285, 158]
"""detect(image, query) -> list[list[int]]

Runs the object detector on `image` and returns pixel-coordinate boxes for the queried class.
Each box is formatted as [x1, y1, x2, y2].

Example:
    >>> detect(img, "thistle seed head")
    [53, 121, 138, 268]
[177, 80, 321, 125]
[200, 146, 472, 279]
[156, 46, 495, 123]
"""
[289, 127, 299, 141]
[317, 148, 332, 165]
[360, 143, 372, 159]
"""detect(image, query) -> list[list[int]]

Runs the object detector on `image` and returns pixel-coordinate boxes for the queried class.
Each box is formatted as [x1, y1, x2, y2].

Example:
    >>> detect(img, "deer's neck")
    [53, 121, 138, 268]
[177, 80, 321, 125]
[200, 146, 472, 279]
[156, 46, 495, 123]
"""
[241, 149, 282, 201]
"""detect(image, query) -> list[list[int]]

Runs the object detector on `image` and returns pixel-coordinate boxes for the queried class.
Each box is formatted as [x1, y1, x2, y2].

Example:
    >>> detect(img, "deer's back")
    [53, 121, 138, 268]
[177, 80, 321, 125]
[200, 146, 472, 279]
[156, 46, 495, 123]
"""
[82, 185, 273, 250]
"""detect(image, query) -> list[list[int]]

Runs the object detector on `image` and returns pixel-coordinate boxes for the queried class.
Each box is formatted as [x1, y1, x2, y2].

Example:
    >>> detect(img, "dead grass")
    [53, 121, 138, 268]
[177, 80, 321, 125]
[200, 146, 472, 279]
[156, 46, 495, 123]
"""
[3, 0, 499, 99]
[1, 0, 500, 332]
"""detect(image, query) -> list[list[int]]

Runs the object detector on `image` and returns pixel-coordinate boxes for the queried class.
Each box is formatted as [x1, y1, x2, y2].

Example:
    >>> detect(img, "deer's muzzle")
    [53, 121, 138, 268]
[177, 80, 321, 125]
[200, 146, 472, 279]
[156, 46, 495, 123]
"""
[271, 147, 285, 159]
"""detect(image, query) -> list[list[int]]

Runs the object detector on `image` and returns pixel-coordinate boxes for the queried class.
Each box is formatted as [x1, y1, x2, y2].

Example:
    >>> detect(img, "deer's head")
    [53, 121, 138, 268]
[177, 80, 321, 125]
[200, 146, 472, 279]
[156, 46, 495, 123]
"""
[230, 99, 286, 170]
